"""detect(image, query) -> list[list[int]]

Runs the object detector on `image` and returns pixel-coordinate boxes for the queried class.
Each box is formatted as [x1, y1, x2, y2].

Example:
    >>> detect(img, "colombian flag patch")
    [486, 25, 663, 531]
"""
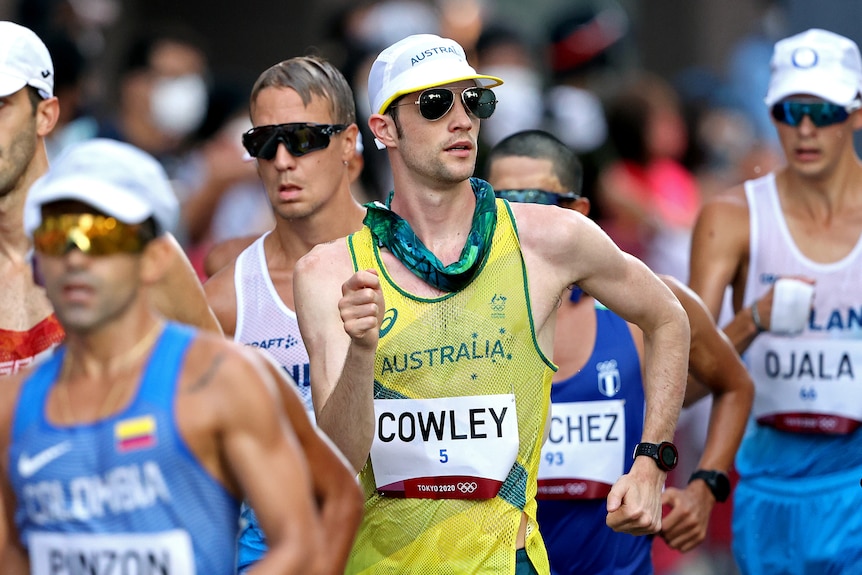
[115, 415, 157, 453]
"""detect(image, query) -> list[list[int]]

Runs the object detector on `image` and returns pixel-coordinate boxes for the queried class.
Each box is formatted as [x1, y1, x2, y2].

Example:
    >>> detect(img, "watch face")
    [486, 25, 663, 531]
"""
[658, 443, 678, 469]
[714, 472, 731, 501]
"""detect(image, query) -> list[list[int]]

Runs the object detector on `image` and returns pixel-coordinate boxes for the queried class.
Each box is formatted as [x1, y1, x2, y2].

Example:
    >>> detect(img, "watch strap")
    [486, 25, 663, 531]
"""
[688, 469, 731, 503]
[633, 441, 678, 471]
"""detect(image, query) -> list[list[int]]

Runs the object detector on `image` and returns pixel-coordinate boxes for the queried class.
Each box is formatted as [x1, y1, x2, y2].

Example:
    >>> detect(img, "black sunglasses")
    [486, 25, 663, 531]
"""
[496, 189, 580, 205]
[770, 100, 859, 128]
[395, 87, 497, 121]
[242, 122, 348, 160]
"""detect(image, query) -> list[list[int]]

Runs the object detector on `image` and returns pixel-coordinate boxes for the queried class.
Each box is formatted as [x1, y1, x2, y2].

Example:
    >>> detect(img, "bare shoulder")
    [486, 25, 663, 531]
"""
[660, 275, 711, 320]
[184, 329, 258, 370]
[160, 233, 199, 279]
[698, 183, 750, 219]
[295, 237, 354, 283]
[179, 331, 280, 405]
[203, 235, 256, 278]
[293, 238, 357, 350]
[162, 232, 187, 260]
[203, 258, 239, 336]
[503, 203, 609, 331]
[507, 201, 624, 286]
[661, 274, 695, 302]
[506, 202, 588, 259]
[693, 182, 751, 247]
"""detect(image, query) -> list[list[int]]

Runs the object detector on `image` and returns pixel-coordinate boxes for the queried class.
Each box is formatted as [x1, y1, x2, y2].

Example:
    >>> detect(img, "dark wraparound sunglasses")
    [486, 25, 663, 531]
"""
[770, 100, 860, 128]
[496, 189, 580, 206]
[394, 87, 497, 121]
[242, 122, 348, 160]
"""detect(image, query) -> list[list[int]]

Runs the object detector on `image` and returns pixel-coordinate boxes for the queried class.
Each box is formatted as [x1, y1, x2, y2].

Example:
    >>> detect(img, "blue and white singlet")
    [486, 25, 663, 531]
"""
[8, 323, 241, 575]
[536, 302, 652, 575]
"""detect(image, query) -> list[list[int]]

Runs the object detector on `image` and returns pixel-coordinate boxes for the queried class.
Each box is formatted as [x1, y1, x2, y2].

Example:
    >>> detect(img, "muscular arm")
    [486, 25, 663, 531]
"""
[659, 276, 754, 552]
[203, 260, 239, 338]
[148, 233, 223, 335]
[258, 353, 364, 573]
[689, 188, 763, 355]
[294, 243, 382, 473]
[207, 256, 362, 573]
[214, 347, 323, 575]
[516, 204, 690, 535]
[568, 228, 689, 449]
[599, 253, 689, 535]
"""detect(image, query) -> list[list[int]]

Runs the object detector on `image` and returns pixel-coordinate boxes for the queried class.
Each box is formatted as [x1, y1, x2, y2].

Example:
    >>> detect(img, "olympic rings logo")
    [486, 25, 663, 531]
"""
[819, 417, 838, 431]
[566, 482, 587, 496]
[457, 482, 478, 494]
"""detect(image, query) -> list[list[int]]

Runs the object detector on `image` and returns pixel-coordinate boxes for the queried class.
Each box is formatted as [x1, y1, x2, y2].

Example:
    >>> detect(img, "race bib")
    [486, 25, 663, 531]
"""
[537, 399, 625, 500]
[29, 529, 195, 575]
[748, 337, 862, 434]
[370, 394, 519, 499]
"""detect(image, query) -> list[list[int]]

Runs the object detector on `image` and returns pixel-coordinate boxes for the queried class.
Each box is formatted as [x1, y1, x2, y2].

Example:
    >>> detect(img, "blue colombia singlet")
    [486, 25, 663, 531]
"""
[536, 303, 652, 575]
[8, 322, 241, 575]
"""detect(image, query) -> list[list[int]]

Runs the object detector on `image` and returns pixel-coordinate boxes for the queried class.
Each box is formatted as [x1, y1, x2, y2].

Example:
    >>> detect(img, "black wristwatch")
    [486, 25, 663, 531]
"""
[689, 469, 731, 503]
[633, 441, 678, 471]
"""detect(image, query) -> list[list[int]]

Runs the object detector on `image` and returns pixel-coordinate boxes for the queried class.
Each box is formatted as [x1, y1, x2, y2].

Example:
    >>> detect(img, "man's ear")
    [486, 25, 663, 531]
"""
[368, 113, 398, 149]
[139, 235, 175, 287]
[574, 197, 591, 217]
[36, 96, 59, 137]
[560, 196, 591, 217]
[341, 123, 359, 164]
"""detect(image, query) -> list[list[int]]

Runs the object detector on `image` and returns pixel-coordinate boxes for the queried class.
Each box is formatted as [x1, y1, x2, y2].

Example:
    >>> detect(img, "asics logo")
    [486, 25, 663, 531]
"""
[379, 308, 398, 338]
[457, 482, 477, 494]
[18, 441, 72, 478]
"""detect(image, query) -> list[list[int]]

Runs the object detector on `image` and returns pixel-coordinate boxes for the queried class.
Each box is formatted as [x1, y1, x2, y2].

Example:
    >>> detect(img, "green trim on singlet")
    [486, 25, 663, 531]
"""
[500, 198, 557, 372]
[498, 460, 529, 511]
[373, 380, 409, 400]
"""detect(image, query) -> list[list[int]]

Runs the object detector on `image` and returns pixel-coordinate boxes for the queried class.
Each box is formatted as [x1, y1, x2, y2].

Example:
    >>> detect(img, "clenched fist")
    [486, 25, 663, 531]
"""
[339, 269, 385, 348]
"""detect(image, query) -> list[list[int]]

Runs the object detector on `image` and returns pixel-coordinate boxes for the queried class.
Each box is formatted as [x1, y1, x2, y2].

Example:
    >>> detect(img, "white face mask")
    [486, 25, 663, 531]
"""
[546, 85, 608, 153]
[149, 74, 208, 138]
[480, 65, 544, 147]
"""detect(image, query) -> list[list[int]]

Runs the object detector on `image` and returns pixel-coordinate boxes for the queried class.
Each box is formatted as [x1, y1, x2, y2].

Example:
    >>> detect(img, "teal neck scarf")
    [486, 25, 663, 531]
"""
[362, 178, 498, 293]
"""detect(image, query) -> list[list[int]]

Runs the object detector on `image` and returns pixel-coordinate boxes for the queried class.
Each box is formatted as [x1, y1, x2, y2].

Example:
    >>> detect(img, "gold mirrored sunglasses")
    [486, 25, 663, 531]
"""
[33, 214, 150, 256]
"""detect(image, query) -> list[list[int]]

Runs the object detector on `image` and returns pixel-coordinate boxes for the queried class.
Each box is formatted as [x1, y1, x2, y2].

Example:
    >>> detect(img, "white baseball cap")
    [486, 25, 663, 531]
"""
[765, 28, 862, 107]
[26, 139, 179, 236]
[0, 21, 53, 98]
[368, 33, 504, 115]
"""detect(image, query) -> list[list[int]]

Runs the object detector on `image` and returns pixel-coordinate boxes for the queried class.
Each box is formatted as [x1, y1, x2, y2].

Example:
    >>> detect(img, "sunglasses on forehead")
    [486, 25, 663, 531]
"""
[33, 214, 152, 257]
[242, 122, 348, 160]
[770, 100, 861, 128]
[495, 189, 580, 206]
[394, 87, 498, 121]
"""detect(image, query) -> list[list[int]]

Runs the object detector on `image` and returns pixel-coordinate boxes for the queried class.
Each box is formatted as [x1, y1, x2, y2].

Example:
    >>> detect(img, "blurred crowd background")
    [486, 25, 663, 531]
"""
[4, 0, 862, 573]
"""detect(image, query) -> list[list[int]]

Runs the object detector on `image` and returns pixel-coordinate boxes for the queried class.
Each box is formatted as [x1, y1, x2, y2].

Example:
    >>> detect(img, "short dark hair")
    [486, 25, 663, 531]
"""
[488, 129, 583, 195]
[43, 32, 85, 92]
[250, 56, 356, 126]
[139, 216, 159, 241]
[121, 24, 209, 76]
[25, 86, 43, 113]
[385, 95, 405, 139]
